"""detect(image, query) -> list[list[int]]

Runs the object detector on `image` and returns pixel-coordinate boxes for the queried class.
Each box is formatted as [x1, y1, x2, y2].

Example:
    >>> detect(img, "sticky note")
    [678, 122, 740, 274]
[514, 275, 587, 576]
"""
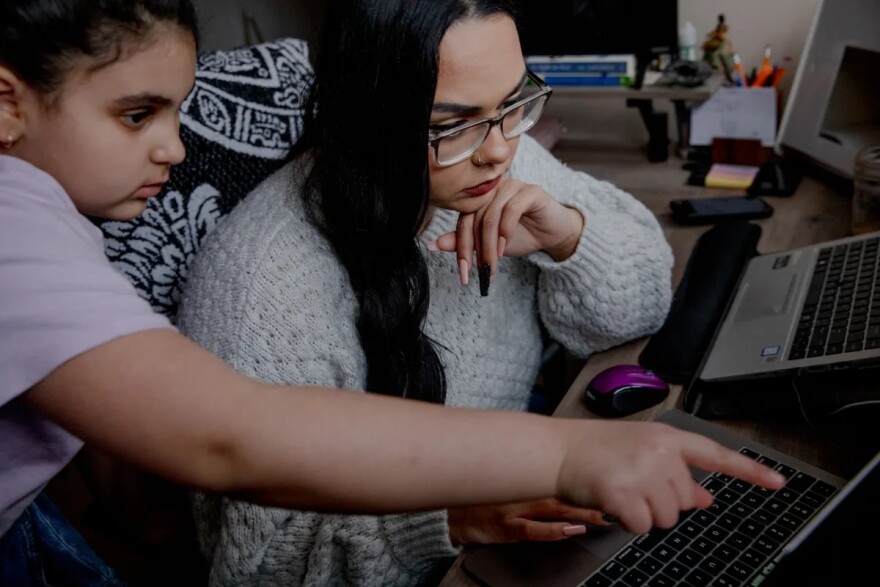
[705, 164, 760, 189]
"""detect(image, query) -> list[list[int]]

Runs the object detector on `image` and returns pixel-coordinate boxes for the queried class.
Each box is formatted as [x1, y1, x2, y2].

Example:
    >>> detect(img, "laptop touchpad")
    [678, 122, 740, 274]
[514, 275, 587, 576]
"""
[734, 274, 800, 321]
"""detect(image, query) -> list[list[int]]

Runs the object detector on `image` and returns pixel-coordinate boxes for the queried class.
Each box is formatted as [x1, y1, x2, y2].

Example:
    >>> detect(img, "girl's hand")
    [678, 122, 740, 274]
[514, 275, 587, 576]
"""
[447, 498, 609, 545]
[431, 179, 585, 285]
[555, 419, 786, 536]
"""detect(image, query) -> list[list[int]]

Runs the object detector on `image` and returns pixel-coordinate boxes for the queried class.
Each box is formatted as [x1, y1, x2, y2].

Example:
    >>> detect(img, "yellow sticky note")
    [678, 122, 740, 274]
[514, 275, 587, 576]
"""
[705, 164, 760, 190]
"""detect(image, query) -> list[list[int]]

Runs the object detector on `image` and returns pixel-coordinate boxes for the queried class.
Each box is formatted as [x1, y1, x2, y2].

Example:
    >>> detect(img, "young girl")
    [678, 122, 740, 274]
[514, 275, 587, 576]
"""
[0, 0, 783, 585]
[176, 1, 781, 585]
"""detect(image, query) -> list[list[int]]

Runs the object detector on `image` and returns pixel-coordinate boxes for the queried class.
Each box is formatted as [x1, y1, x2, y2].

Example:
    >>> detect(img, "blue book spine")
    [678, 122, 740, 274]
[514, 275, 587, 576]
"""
[528, 62, 629, 74]
[541, 75, 627, 86]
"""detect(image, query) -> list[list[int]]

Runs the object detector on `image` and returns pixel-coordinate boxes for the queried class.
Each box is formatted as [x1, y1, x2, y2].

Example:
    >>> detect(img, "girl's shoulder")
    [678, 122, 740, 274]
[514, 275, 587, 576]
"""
[0, 156, 105, 255]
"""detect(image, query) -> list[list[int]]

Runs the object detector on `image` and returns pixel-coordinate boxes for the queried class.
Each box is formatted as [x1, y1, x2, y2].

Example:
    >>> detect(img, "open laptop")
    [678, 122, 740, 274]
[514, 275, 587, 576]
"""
[462, 409, 878, 587]
[697, 230, 880, 384]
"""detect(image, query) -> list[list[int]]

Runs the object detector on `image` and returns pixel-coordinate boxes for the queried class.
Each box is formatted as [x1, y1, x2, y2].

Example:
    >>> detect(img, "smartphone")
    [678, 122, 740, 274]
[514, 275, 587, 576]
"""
[670, 196, 774, 225]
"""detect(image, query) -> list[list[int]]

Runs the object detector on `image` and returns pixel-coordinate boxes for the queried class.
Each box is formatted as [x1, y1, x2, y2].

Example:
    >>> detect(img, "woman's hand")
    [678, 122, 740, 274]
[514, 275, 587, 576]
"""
[431, 179, 585, 285]
[447, 498, 609, 545]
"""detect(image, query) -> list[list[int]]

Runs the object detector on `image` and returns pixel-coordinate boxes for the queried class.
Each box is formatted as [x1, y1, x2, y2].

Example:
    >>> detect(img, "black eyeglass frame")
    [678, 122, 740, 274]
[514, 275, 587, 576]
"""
[427, 70, 553, 167]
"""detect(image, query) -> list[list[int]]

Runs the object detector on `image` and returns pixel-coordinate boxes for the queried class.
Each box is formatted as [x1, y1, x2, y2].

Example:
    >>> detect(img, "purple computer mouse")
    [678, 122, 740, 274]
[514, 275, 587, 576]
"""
[583, 364, 669, 418]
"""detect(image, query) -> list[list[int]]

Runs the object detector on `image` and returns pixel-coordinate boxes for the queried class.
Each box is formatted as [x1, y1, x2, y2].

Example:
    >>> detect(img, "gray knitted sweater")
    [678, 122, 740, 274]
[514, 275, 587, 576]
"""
[177, 135, 673, 586]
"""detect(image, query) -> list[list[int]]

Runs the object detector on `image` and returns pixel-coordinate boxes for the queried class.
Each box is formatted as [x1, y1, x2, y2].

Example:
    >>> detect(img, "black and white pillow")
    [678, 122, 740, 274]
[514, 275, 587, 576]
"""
[100, 37, 313, 320]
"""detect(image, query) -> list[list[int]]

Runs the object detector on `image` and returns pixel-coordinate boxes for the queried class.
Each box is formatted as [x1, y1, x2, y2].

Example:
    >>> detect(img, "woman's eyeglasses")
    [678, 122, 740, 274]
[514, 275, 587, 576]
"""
[428, 70, 553, 168]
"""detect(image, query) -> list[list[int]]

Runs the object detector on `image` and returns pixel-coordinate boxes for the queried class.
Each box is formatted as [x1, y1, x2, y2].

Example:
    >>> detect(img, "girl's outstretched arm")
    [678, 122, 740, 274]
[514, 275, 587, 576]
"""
[27, 328, 784, 534]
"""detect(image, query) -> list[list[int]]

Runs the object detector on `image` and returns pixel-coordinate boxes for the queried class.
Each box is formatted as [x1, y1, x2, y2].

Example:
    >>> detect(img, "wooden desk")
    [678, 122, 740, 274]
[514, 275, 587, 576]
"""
[439, 144, 853, 587]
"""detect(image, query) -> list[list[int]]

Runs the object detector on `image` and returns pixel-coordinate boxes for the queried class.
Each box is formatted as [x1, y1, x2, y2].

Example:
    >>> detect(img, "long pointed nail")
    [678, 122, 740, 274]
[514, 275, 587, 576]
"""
[498, 236, 506, 258]
[427, 240, 439, 252]
[563, 525, 587, 536]
[459, 259, 469, 286]
[479, 263, 491, 296]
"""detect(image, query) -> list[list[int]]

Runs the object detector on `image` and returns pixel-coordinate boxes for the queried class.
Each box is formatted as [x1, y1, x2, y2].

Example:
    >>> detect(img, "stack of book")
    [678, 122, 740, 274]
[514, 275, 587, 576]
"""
[526, 54, 636, 87]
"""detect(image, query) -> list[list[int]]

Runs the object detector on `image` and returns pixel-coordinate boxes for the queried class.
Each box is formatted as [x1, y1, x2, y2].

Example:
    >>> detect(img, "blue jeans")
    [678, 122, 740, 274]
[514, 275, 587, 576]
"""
[0, 493, 127, 587]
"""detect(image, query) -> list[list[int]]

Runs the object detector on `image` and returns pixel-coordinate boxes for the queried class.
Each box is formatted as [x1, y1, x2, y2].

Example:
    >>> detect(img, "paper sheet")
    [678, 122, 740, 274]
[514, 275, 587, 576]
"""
[690, 87, 777, 147]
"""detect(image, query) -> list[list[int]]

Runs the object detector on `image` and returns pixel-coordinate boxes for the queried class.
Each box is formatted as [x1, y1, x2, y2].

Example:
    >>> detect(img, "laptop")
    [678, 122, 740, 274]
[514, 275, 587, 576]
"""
[697, 230, 880, 384]
[462, 409, 879, 587]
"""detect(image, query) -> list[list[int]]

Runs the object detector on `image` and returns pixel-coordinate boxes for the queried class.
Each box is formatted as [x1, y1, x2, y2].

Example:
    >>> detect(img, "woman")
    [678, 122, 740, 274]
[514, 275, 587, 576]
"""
[178, 0, 746, 585]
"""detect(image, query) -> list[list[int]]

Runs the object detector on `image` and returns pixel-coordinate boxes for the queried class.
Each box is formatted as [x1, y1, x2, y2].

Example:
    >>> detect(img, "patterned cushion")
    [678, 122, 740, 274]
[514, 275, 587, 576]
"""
[100, 38, 313, 320]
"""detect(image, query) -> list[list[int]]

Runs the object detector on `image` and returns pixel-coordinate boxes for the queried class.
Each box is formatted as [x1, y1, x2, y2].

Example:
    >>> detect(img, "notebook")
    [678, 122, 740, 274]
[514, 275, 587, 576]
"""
[684, 230, 880, 420]
[461, 409, 878, 587]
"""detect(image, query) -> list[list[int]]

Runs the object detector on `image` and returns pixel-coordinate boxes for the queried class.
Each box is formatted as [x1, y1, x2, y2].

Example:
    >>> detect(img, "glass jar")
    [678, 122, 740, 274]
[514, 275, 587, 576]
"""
[852, 146, 880, 235]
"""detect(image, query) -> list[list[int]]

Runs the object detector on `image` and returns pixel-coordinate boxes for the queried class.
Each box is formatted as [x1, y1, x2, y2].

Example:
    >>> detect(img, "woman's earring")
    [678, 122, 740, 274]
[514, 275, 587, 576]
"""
[2, 134, 14, 150]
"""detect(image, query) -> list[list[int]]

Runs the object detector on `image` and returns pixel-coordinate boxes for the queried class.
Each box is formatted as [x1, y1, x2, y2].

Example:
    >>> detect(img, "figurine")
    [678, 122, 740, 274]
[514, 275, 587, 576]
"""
[701, 14, 728, 69]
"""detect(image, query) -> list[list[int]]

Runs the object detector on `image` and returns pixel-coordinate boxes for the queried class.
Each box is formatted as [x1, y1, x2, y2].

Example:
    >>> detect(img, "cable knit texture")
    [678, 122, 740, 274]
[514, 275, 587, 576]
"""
[177, 134, 673, 586]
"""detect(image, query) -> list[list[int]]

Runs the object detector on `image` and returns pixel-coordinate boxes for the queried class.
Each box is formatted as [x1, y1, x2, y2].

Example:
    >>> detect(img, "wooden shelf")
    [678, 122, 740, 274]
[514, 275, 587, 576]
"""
[549, 72, 724, 102]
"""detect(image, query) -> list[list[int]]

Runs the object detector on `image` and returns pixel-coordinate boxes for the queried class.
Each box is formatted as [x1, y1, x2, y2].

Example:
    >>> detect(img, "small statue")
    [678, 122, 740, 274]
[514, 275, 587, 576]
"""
[701, 14, 729, 69]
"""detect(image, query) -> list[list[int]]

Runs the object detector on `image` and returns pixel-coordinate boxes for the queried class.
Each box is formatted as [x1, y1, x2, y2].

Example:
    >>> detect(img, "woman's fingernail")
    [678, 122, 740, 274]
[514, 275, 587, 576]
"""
[459, 259, 469, 286]
[498, 236, 506, 258]
[563, 525, 587, 536]
[479, 263, 491, 296]
[427, 240, 439, 252]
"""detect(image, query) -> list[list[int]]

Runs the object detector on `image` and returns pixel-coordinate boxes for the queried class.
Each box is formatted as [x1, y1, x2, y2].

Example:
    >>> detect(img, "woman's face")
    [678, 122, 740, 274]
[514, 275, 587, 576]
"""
[428, 14, 527, 214]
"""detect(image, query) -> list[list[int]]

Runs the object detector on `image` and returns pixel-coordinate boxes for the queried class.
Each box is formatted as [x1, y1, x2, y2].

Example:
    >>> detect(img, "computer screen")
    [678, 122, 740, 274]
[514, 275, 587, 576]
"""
[516, 0, 679, 58]
[762, 450, 880, 585]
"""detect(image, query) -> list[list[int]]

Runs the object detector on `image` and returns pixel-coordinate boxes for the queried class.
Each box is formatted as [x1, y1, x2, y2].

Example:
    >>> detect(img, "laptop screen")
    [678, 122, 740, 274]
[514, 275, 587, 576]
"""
[759, 450, 880, 585]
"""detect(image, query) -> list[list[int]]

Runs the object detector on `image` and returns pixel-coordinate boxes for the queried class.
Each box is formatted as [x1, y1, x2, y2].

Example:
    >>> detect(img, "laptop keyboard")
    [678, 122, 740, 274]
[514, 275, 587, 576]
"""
[789, 237, 880, 360]
[580, 448, 837, 587]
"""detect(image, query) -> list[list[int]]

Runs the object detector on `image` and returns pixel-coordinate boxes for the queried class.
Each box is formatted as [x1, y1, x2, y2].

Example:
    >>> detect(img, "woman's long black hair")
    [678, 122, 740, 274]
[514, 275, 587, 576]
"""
[296, 0, 518, 404]
[0, 0, 198, 97]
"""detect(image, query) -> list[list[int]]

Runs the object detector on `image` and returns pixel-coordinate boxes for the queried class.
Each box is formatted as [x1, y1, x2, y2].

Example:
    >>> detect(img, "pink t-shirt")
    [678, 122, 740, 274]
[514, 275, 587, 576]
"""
[0, 155, 173, 536]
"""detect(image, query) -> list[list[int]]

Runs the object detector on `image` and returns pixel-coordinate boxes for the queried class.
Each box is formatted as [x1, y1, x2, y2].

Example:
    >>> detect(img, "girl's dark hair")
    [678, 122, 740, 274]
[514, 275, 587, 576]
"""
[0, 0, 199, 95]
[296, 0, 518, 404]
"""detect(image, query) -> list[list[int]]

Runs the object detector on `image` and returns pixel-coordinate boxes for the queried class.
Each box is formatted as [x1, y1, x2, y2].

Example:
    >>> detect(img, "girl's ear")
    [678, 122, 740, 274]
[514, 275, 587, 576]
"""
[0, 65, 26, 149]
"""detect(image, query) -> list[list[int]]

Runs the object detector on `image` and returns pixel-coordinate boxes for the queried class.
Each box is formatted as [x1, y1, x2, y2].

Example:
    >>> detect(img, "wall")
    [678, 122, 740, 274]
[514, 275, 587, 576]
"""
[192, 0, 323, 51]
